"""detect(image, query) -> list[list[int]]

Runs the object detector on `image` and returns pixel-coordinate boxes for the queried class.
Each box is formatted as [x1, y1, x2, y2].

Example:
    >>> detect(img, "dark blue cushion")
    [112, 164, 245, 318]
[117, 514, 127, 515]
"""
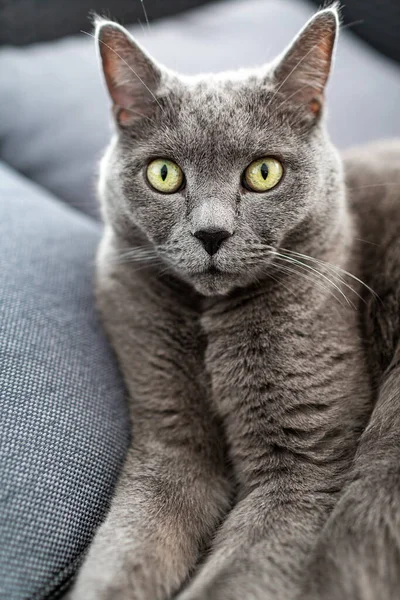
[0, 162, 129, 599]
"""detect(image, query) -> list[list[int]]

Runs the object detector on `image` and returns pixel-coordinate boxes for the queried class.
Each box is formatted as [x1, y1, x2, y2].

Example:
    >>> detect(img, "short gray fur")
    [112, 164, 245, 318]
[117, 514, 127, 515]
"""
[70, 6, 400, 599]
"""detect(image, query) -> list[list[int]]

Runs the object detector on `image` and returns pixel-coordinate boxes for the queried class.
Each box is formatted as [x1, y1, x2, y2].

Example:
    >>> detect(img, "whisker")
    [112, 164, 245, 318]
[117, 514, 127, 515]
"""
[279, 247, 379, 301]
[279, 249, 364, 304]
[116, 246, 158, 254]
[137, 19, 146, 34]
[348, 183, 399, 191]
[107, 255, 163, 266]
[127, 261, 165, 274]
[272, 255, 348, 309]
[112, 254, 160, 262]
[340, 19, 364, 32]
[353, 237, 380, 247]
[272, 251, 355, 309]
[114, 248, 159, 259]
[106, 245, 161, 265]
[156, 264, 175, 279]
[265, 269, 297, 298]
[272, 263, 347, 319]
[271, 259, 328, 295]
[140, 0, 151, 31]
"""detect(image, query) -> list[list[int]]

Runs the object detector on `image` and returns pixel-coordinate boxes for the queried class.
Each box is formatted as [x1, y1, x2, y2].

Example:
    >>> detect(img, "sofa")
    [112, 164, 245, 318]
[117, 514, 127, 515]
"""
[1, 1, 399, 598]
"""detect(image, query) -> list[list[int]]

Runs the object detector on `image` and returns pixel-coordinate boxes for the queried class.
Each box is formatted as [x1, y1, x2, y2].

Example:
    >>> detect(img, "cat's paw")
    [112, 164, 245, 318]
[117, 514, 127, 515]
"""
[178, 572, 273, 600]
[69, 559, 179, 600]
[302, 479, 400, 600]
[68, 570, 134, 600]
[69, 582, 133, 600]
[69, 573, 172, 600]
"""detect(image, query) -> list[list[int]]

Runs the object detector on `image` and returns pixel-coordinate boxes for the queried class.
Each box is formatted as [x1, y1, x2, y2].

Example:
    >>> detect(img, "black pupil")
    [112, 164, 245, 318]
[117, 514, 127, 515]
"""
[261, 163, 269, 180]
[161, 164, 168, 181]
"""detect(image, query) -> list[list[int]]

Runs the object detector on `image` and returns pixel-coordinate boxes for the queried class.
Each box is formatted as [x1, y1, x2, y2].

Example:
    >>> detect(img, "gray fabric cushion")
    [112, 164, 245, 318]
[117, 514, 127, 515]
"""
[0, 0, 400, 217]
[0, 162, 129, 599]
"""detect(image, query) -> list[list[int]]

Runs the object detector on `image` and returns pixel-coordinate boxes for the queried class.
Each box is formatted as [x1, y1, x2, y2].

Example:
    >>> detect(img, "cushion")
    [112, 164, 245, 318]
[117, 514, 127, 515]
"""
[0, 162, 129, 599]
[1, 0, 400, 217]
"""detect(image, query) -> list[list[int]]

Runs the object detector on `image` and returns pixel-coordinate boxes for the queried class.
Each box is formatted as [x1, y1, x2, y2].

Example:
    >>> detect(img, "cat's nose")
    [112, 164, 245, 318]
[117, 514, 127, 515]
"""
[194, 227, 232, 256]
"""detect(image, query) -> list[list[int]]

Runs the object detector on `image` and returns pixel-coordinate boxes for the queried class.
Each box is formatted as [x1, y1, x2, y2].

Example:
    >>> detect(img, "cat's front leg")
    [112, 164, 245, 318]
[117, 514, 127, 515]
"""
[69, 263, 231, 600]
[70, 445, 229, 600]
[303, 346, 400, 600]
[178, 486, 332, 600]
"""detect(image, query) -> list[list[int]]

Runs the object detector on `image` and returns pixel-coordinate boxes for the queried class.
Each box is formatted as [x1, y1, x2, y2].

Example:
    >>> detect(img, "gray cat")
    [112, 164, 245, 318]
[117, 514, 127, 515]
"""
[70, 5, 400, 600]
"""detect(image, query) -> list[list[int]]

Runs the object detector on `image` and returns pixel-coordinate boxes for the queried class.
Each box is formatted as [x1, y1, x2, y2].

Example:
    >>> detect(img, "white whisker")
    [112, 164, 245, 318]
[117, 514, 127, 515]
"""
[348, 183, 399, 191]
[340, 19, 364, 32]
[107, 256, 162, 266]
[140, 0, 151, 31]
[137, 19, 146, 34]
[106, 245, 162, 266]
[272, 255, 348, 309]
[279, 249, 363, 304]
[279, 247, 379, 301]
[272, 251, 355, 308]
[353, 238, 380, 248]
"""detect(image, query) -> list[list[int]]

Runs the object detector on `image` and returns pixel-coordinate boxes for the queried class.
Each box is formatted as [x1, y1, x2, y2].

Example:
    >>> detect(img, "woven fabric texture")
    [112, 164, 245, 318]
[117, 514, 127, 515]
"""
[0, 162, 130, 599]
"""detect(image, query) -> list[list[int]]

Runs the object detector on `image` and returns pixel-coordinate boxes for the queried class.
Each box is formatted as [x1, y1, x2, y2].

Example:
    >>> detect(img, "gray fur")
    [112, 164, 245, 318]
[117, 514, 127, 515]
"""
[70, 6, 400, 600]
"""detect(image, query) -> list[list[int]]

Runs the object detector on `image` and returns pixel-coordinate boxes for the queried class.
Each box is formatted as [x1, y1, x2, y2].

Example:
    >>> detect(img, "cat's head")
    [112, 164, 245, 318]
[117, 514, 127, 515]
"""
[96, 6, 344, 296]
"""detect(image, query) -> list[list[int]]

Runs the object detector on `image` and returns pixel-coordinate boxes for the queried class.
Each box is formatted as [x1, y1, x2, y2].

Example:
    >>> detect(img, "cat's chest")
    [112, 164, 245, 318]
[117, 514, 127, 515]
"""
[203, 297, 373, 488]
[203, 298, 371, 418]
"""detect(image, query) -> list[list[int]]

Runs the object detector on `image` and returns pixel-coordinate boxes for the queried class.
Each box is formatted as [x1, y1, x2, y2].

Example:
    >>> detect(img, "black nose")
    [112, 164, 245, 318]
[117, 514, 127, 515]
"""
[194, 227, 232, 256]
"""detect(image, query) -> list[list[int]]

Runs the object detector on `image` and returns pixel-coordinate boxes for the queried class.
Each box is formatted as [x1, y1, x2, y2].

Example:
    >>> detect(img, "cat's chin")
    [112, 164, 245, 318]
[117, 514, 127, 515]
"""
[190, 272, 240, 297]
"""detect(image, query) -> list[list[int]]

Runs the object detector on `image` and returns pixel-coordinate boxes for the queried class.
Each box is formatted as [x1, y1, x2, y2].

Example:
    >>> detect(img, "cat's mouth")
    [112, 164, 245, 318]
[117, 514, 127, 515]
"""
[189, 255, 272, 296]
[189, 264, 239, 296]
[191, 263, 224, 277]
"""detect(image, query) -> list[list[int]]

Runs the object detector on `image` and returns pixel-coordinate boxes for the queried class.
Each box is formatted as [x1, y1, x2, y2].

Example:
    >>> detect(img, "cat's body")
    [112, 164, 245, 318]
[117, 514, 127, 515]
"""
[304, 141, 400, 599]
[70, 7, 400, 600]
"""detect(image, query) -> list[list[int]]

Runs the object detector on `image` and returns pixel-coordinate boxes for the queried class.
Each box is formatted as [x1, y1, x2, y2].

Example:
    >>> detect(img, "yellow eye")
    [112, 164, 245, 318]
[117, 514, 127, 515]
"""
[146, 159, 184, 194]
[244, 157, 283, 192]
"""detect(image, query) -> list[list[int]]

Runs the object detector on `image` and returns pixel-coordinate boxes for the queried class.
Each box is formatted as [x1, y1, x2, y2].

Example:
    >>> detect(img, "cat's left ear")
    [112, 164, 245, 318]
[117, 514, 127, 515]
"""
[272, 5, 339, 119]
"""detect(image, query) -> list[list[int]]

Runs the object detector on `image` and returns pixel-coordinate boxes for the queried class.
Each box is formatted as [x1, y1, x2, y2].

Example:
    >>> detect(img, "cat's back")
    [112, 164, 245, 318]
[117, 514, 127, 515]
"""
[344, 140, 400, 374]
[344, 139, 400, 241]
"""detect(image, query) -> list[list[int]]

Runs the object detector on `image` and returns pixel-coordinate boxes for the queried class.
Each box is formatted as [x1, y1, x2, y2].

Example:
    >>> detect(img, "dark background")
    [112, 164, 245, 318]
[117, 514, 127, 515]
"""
[0, 0, 399, 64]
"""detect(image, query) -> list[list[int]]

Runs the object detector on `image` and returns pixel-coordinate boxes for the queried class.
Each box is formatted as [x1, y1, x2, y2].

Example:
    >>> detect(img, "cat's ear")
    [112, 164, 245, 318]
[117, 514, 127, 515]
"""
[95, 19, 162, 127]
[272, 6, 339, 119]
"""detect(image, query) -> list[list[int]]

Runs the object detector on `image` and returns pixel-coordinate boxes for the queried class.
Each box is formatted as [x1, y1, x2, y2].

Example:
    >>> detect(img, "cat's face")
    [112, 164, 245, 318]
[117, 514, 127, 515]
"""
[97, 8, 343, 296]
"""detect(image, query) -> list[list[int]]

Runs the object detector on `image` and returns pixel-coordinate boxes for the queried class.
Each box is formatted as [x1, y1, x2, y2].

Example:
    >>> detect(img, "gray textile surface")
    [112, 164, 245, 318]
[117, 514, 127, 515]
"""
[0, 162, 130, 599]
[0, 0, 400, 217]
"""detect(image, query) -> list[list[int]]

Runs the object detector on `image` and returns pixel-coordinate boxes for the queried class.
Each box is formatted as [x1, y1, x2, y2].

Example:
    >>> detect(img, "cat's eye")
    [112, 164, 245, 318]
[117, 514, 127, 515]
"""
[146, 159, 184, 194]
[244, 157, 283, 192]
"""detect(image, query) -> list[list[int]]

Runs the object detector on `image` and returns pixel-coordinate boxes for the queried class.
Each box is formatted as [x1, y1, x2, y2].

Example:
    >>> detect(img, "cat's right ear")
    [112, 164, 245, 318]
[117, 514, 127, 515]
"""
[95, 19, 162, 127]
[271, 6, 339, 121]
